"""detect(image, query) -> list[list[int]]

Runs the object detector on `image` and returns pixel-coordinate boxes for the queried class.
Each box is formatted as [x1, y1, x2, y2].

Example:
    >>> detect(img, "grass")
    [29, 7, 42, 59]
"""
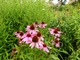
[0, 0, 80, 60]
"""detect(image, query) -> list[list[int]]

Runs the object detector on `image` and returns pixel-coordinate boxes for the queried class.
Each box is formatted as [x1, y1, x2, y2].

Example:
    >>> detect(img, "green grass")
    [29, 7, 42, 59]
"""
[0, 0, 80, 60]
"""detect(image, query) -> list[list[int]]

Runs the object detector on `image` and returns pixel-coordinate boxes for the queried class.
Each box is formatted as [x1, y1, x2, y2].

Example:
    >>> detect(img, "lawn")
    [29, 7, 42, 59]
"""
[0, 0, 80, 60]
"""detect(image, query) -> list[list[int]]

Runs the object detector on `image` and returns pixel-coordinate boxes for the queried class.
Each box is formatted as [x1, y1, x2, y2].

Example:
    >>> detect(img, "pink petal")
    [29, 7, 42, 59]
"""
[22, 37, 27, 42]
[30, 43, 35, 48]
[49, 28, 55, 35]
[38, 41, 44, 46]
[21, 34, 26, 39]
[43, 47, 49, 52]
[50, 31, 55, 35]
[14, 32, 18, 36]
[30, 30, 37, 35]
[35, 43, 39, 48]
[58, 31, 62, 34]
[56, 42, 60, 47]
[40, 37, 44, 41]
[55, 33, 61, 37]
[33, 22, 38, 27]
[44, 24, 47, 27]
[26, 26, 30, 31]
[26, 38, 32, 44]
[16, 35, 21, 38]
[39, 45, 43, 50]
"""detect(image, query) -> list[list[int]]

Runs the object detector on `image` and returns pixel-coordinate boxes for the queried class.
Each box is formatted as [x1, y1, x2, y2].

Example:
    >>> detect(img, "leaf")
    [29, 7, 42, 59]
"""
[60, 50, 69, 54]
[50, 54, 60, 60]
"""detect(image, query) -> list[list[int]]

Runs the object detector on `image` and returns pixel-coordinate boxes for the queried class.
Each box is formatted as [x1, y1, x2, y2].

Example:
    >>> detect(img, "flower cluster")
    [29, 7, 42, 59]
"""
[14, 22, 62, 53]
[49, 28, 62, 47]
[14, 22, 49, 52]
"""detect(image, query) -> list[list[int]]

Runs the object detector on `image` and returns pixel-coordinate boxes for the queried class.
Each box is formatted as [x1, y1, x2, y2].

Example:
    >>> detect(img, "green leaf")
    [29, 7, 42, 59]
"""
[60, 50, 69, 54]
[50, 54, 60, 60]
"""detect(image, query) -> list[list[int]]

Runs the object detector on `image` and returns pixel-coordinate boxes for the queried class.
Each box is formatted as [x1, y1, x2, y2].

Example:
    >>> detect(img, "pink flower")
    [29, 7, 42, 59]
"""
[14, 31, 24, 39]
[22, 32, 32, 44]
[42, 44, 49, 52]
[33, 22, 38, 27]
[38, 22, 47, 28]
[49, 28, 62, 37]
[37, 32, 44, 41]
[29, 36, 44, 48]
[51, 39, 60, 47]
[26, 24, 38, 35]
[39, 44, 49, 53]
[49, 28, 59, 35]
[55, 31, 62, 37]
[55, 40, 60, 47]
[55, 42, 60, 47]
[49, 28, 54, 35]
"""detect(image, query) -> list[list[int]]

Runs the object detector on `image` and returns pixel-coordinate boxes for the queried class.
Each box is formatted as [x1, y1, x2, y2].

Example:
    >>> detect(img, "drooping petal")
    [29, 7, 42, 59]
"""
[56, 42, 60, 47]
[26, 25, 30, 31]
[40, 37, 44, 41]
[30, 42, 35, 48]
[35, 43, 39, 48]
[43, 47, 49, 53]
